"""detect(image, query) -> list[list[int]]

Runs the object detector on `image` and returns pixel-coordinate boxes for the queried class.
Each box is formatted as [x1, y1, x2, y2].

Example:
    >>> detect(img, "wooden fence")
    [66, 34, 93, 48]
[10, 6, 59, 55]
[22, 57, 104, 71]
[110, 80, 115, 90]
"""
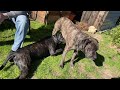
[30, 11, 120, 31]
[81, 11, 120, 30]
[81, 11, 109, 30]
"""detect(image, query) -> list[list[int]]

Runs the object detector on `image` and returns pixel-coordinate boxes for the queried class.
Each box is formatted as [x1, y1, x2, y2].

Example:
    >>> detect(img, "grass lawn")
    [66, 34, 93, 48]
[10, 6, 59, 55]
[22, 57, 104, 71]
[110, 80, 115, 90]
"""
[0, 20, 120, 79]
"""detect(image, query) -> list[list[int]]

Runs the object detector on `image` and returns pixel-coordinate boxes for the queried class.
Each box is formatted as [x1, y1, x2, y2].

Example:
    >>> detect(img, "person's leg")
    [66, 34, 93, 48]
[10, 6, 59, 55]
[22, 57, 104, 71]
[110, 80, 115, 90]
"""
[12, 15, 29, 51]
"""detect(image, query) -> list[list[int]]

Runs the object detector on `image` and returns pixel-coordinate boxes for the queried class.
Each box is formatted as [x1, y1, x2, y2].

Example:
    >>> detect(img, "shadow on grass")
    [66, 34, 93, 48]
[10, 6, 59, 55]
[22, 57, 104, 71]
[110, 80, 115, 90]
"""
[93, 53, 105, 66]
[0, 20, 15, 40]
[0, 24, 54, 46]
[26, 25, 53, 42]
[64, 52, 105, 67]
[4, 63, 14, 71]
[64, 51, 85, 65]
[26, 58, 44, 79]
[26, 50, 63, 79]
[26, 44, 64, 79]
[0, 20, 15, 32]
[0, 40, 14, 46]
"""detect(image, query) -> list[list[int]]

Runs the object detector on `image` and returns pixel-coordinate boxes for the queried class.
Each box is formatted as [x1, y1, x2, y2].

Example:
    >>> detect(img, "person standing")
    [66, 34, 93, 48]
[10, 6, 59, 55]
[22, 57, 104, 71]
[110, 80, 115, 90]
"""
[0, 11, 29, 56]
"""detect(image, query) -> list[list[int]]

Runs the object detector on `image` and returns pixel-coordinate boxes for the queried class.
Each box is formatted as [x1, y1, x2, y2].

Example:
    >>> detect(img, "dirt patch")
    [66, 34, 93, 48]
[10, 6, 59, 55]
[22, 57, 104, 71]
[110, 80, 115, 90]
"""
[52, 70, 61, 77]
[109, 44, 117, 49]
[85, 73, 97, 79]
[98, 65, 115, 79]
[109, 43, 120, 53]
[101, 69, 113, 79]
[77, 63, 86, 74]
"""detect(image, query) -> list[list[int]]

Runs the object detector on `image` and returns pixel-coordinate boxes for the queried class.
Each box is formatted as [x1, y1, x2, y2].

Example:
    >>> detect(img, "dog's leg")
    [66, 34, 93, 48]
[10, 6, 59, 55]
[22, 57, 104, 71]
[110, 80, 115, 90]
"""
[48, 45, 57, 56]
[49, 44, 63, 56]
[15, 65, 28, 79]
[17, 65, 29, 79]
[50, 48, 63, 56]
[59, 46, 69, 68]
[14, 59, 29, 79]
[55, 48, 63, 54]
[70, 50, 78, 68]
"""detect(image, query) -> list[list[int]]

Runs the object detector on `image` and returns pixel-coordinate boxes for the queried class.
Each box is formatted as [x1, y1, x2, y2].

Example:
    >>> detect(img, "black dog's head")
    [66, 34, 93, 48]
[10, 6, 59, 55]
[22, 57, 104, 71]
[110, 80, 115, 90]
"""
[79, 38, 99, 61]
[52, 32, 65, 44]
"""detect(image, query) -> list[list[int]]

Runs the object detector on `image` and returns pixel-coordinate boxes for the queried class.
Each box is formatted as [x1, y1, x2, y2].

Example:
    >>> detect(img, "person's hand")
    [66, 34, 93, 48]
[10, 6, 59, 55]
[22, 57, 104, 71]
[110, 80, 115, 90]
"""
[0, 13, 8, 24]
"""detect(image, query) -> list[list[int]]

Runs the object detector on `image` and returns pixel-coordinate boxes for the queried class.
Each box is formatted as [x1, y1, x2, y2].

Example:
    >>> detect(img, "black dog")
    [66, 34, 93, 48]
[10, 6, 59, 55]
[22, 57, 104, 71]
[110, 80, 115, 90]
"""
[0, 32, 65, 79]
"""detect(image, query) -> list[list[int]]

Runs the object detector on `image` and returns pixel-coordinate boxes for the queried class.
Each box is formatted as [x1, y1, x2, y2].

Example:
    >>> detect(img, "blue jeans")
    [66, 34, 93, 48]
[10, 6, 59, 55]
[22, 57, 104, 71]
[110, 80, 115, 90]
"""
[11, 15, 29, 51]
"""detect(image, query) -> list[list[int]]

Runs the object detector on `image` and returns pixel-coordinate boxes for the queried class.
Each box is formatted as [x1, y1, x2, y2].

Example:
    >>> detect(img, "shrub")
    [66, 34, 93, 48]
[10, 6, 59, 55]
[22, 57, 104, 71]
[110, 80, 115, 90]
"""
[103, 25, 120, 47]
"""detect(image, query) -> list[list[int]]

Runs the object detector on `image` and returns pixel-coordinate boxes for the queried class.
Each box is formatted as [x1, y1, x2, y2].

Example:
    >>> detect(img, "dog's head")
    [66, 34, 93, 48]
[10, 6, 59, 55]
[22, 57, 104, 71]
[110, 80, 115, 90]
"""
[79, 38, 99, 61]
[52, 32, 65, 44]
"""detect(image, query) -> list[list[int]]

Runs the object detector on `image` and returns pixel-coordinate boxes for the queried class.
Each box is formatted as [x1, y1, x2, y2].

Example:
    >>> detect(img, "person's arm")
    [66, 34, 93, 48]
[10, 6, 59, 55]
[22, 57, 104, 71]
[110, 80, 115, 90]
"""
[3, 11, 28, 19]
[0, 11, 28, 24]
[0, 13, 8, 24]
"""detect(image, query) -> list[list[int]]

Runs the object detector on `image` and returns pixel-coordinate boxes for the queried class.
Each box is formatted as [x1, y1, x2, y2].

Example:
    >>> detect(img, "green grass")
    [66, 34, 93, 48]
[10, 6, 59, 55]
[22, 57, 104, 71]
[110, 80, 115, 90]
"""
[1, 21, 120, 79]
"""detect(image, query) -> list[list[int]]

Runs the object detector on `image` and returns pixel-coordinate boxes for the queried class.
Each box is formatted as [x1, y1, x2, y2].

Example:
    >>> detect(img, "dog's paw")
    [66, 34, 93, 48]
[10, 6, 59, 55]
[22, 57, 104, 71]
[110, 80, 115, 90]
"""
[70, 63, 74, 68]
[59, 64, 64, 69]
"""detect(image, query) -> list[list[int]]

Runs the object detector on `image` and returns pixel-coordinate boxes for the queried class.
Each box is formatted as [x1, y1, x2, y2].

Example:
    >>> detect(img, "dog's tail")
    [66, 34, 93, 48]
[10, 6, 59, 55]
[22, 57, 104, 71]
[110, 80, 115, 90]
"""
[0, 53, 15, 70]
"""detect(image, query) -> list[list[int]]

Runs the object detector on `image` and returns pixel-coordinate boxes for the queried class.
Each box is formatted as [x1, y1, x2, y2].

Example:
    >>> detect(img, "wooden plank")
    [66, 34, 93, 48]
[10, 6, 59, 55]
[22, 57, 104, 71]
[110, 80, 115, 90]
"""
[81, 11, 92, 23]
[99, 11, 109, 30]
[87, 11, 99, 26]
[31, 11, 39, 20]
[93, 11, 106, 29]
[80, 11, 87, 21]
[36, 11, 47, 24]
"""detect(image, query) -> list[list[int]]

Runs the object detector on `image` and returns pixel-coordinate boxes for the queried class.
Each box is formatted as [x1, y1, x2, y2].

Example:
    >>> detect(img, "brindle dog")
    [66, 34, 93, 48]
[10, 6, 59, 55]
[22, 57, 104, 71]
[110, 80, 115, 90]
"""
[52, 17, 99, 68]
[0, 32, 65, 79]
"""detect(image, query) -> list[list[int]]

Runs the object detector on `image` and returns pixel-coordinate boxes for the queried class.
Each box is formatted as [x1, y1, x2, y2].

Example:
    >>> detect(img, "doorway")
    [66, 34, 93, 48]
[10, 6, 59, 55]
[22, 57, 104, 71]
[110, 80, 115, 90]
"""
[72, 11, 83, 22]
